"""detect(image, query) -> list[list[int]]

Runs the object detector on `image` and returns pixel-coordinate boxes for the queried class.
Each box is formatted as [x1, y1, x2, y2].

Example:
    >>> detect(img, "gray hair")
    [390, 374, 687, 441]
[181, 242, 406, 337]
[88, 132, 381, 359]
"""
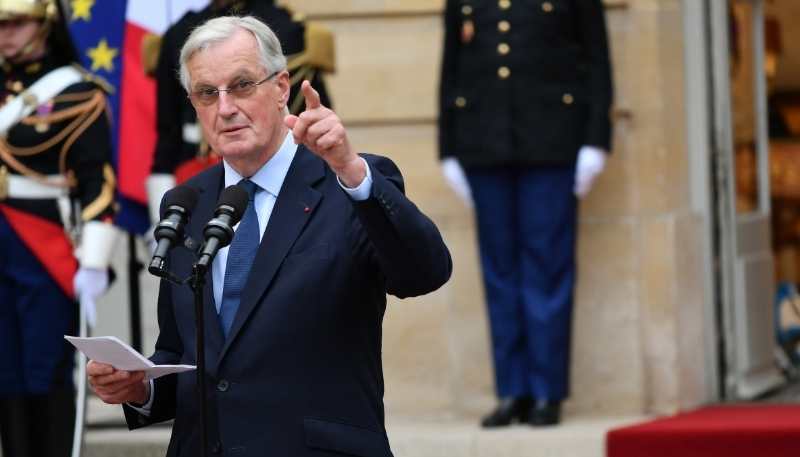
[178, 15, 287, 94]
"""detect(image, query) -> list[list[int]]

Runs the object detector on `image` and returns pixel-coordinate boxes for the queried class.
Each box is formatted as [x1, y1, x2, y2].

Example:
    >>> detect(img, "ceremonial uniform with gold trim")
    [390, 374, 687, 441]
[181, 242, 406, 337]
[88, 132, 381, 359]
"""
[0, 55, 116, 455]
[0, 51, 116, 386]
[438, 0, 612, 417]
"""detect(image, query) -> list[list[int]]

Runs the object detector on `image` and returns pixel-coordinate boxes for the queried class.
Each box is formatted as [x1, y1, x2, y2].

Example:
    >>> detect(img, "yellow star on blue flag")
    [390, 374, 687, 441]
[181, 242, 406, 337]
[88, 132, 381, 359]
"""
[70, 0, 95, 22]
[87, 38, 119, 73]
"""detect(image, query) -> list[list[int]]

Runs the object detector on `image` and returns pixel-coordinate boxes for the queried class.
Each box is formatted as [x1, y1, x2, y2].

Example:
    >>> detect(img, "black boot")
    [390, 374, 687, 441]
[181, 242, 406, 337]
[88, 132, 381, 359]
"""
[0, 395, 33, 456]
[481, 397, 532, 427]
[528, 400, 561, 426]
[26, 387, 76, 457]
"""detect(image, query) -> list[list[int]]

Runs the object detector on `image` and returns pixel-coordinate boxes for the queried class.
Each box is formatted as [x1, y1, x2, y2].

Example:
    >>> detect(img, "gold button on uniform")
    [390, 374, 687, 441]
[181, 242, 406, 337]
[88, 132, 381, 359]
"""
[563, 93, 574, 104]
[498, 43, 510, 55]
[499, 0, 511, 9]
[542, 2, 553, 12]
[455, 97, 467, 107]
[462, 5, 472, 15]
[498, 21, 510, 32]
[11, 81, 23, 92]
[498, 67, 511, 79]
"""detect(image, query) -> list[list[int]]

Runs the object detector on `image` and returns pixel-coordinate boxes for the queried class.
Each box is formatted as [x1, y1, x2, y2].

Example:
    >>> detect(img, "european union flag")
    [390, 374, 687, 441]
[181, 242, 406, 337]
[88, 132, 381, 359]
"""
[68, 0, 126, 154]
[69, 1, 152, 232]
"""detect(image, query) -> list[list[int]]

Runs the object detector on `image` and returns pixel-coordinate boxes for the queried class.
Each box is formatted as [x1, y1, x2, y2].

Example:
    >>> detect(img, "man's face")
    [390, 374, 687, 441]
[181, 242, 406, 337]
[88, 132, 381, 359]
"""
[187, 29, 290, 175]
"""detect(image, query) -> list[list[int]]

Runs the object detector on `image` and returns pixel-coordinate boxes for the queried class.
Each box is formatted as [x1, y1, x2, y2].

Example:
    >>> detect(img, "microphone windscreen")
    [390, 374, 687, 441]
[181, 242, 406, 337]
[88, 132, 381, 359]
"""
[167, 185, 200, 217]
[217, 185, 249, 221]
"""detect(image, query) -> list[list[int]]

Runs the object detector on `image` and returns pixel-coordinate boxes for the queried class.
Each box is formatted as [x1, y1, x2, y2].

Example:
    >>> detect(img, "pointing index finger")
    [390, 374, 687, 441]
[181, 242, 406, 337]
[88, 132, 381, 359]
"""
[302, 80, 322, 110]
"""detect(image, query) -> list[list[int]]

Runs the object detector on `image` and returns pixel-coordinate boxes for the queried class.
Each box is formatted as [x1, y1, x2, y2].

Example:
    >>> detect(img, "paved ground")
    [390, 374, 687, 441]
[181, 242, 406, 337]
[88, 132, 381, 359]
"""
[77, 403, 645, 457]
[386, 415, 646, 457]
[1, 415, 646, 457]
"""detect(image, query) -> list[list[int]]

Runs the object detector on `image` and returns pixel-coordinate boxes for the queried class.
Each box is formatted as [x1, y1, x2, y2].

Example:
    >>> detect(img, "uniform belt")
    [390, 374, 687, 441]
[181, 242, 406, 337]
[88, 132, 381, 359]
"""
[6, 174, 69, 199]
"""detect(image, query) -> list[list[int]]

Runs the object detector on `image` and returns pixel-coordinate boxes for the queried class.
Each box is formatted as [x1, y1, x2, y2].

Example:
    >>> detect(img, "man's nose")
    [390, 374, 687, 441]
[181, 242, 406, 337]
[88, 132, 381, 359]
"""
[217, 91, 238, 117]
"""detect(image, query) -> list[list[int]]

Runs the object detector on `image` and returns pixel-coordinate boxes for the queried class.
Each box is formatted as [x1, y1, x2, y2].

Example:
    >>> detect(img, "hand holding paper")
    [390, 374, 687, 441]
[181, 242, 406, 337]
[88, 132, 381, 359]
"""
[67, 335, 195, 406]
[66, 335, 195, 382]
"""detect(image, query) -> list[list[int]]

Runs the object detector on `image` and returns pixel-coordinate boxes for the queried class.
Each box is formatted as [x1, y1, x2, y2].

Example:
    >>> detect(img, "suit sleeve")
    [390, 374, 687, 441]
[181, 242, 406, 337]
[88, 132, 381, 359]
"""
[348, 155, 452, 298]
[438, 0, 461, 160]
[122, 276, 183, 428]
[576, 0, 614, 151]
[123, 194, 183, 429]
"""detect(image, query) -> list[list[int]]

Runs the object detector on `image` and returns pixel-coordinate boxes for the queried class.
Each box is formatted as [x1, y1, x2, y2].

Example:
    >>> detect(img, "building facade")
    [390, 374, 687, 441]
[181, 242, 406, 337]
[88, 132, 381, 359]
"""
[275, 0, 800, 419]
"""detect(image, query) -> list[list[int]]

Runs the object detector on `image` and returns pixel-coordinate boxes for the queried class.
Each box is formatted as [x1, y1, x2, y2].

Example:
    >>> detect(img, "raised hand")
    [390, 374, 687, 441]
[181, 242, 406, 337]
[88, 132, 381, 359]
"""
[284, 81, 365, 188]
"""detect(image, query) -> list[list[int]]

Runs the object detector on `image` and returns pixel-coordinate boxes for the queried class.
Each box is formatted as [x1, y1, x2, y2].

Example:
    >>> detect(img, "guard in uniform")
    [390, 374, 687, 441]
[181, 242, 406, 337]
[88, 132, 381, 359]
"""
[145, 0, 334, 232]
[0, 0, 117, 454]
[438, 0, 613, 426]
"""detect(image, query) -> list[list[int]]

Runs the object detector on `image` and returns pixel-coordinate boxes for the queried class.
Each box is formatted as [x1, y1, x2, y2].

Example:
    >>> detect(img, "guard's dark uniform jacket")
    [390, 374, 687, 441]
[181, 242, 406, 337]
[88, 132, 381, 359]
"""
[151, 0, 332, 175]
[0, 54, 116, 268]
[438, 0, 613, 168]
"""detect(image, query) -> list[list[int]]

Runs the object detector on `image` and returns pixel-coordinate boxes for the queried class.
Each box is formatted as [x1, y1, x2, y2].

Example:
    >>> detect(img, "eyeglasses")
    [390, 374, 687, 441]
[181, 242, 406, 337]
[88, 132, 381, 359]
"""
[187, 71, 279, 107]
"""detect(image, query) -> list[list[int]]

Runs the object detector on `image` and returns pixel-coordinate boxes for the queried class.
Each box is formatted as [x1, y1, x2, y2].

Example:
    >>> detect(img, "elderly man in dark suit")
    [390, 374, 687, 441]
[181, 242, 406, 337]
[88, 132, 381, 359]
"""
[438, 0, 613, 426]
[87, 15, 451, 456]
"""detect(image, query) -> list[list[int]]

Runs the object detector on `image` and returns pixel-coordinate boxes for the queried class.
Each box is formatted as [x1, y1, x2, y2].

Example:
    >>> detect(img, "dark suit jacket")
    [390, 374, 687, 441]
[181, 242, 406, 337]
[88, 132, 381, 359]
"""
[124, 146, 452, 457]
[438, 0, 613, 168]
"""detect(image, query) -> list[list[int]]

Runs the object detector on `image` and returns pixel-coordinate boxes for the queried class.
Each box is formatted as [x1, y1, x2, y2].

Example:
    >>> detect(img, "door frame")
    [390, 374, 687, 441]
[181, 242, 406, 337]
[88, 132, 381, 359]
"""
[709, 0, 783, 400]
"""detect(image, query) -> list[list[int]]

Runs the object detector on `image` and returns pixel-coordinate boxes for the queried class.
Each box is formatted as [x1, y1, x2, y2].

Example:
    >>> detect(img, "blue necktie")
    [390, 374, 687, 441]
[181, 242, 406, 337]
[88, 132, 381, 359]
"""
[219, 179, 260, 339]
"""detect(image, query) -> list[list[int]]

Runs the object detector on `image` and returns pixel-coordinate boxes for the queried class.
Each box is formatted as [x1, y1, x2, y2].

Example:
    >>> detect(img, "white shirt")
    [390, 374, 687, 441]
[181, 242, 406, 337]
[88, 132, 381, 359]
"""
[132, 130, 373, 415]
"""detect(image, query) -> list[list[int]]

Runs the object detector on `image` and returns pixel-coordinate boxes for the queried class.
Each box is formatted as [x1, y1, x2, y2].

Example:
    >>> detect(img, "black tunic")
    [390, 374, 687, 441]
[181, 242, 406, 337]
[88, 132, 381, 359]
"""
[438, 0, 613, 168]
[0, 54, 116, 226]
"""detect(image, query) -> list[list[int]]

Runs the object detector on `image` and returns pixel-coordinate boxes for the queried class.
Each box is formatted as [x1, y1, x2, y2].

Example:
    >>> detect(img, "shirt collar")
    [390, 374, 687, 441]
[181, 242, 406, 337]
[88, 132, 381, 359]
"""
[222, 130, 297, 197]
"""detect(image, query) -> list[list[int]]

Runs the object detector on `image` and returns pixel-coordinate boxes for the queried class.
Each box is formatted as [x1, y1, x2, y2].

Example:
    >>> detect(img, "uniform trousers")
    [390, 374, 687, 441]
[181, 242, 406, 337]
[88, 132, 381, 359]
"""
[0, 212, 77, 457]
[465, 165, 576, 401]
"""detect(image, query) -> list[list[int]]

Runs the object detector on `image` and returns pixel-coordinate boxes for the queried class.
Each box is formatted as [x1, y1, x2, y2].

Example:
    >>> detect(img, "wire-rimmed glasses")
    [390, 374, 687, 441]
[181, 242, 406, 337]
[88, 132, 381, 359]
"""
[187, 71, 279, 107]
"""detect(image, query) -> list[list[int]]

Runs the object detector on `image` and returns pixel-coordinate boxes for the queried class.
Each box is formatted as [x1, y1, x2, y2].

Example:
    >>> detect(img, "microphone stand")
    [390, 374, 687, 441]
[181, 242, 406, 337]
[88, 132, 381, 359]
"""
[149, 236, 208, 457]
[190, 263, 208, 457]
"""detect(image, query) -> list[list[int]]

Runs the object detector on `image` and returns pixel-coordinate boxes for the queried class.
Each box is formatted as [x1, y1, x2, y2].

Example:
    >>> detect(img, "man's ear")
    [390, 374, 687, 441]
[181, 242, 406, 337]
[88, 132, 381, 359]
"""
[276, 71, 291, 109]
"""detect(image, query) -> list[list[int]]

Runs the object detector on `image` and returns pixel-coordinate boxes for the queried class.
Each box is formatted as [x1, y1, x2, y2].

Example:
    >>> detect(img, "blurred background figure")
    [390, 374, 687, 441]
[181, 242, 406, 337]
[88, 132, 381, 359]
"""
[438, 0, 613, 427]
[0, 0, 117, 455]
[145, 0, 334, 239]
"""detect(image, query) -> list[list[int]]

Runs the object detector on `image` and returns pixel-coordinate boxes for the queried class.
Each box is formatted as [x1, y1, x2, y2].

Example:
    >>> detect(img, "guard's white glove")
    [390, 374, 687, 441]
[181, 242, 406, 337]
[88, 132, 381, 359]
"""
[441, 157, 474, 209]
[574, 145, 608, 198]
[145, 173, 176, 253]
[74, 220, 118, 327]
[73, 267, 109, 328]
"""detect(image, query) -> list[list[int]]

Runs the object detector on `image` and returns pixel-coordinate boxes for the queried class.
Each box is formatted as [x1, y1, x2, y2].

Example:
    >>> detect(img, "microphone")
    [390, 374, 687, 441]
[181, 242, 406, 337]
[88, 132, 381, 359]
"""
[195, 185, 249, 277]
[148, 185, 200, 276]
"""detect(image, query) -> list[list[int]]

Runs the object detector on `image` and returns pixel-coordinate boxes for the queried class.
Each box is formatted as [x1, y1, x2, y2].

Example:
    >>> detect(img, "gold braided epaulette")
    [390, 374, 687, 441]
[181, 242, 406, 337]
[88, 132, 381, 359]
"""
[0, 88, 107, 184]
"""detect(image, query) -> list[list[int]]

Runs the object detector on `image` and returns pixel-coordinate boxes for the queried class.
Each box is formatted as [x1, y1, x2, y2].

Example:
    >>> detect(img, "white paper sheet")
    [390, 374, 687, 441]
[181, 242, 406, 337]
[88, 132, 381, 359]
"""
[65, 335, 195, 382]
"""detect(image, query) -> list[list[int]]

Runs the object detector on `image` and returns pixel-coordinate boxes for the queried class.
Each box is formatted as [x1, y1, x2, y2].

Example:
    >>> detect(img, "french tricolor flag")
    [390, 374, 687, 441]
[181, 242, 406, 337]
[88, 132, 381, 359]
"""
[70, 1, 205, 232]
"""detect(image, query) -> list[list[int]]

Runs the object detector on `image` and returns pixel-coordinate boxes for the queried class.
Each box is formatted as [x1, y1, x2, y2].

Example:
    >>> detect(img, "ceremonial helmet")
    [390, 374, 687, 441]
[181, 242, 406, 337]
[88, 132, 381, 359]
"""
[0, 0, 65, 64]
[0, 0, 56, 21]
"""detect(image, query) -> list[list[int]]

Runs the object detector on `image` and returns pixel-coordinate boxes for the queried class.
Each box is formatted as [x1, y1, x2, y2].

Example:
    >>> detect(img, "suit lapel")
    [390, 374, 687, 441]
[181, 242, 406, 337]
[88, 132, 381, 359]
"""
[220, 146, 324, 358]
[185, 166, 226, 360]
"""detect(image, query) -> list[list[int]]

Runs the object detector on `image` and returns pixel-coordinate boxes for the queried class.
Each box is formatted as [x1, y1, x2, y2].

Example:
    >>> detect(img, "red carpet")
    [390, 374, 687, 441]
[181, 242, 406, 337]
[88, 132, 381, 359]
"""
[606, 405, 800, 457]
